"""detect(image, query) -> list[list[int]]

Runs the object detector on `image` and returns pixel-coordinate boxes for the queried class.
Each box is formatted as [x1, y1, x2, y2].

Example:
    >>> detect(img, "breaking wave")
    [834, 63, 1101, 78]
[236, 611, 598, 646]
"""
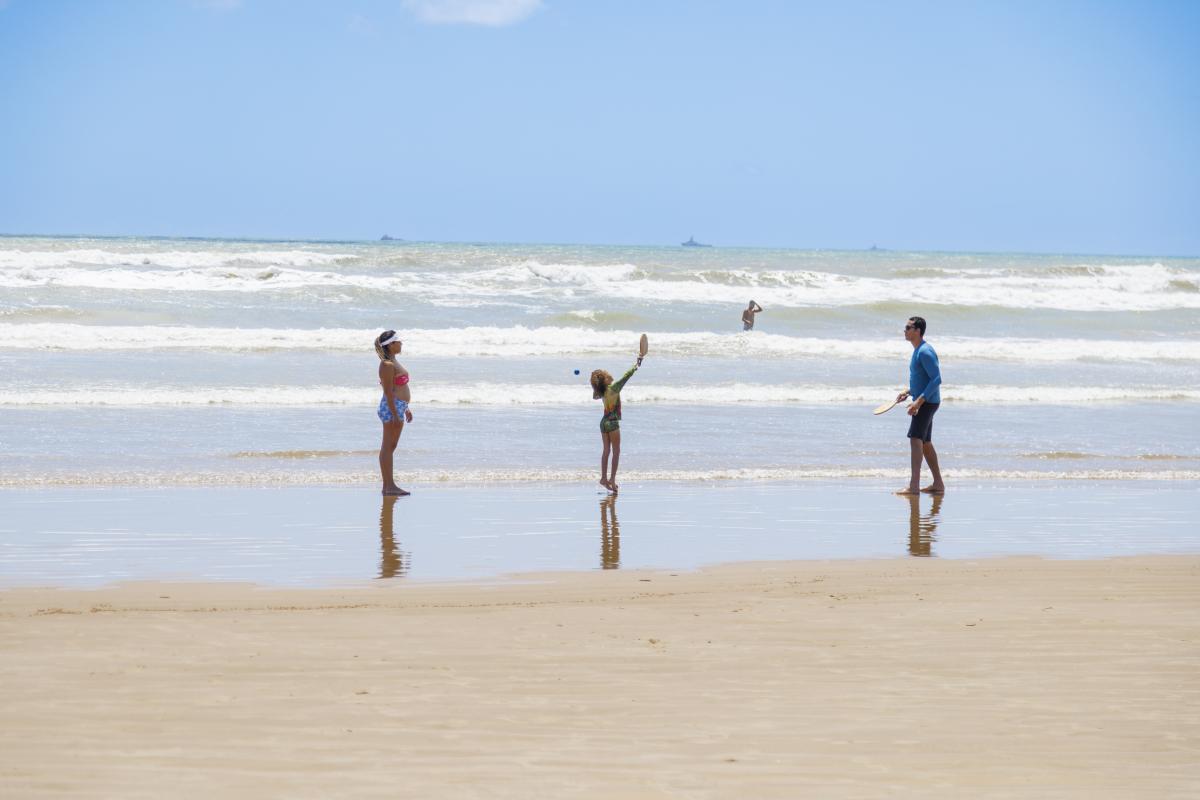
[3, 324, 1200, 362]
[3, 466, 1198, 487]
[2, 242, 1197, 311]
[1, 382, 1196, 407]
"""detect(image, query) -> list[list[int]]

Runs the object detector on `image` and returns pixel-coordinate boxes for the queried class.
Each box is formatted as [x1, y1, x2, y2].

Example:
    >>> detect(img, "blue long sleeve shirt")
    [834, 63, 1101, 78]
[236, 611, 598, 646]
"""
[908, 341, 942, 404]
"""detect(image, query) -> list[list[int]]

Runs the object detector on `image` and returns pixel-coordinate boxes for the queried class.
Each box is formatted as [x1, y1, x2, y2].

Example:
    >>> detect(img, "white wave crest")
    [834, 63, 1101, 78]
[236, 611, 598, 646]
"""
[3, 245, 1197, 310]
[3, 323, 1200, 363]
[597, 263, 1200, 312]
[1, 382, 1196, 407]
[3, 466, 1198, 487]
[0, 264, 384, 293]
[0, 248, 354, 270]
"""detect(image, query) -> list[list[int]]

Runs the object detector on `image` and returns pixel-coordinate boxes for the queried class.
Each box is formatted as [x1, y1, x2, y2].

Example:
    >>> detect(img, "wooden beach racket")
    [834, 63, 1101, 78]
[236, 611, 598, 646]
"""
[873, 397, 902, 415]
[639, 333, 649, 358]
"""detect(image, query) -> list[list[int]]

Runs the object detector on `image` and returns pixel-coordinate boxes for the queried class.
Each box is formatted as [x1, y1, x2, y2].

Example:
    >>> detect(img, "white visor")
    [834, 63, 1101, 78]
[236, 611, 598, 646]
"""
[380, 333, 401, 347]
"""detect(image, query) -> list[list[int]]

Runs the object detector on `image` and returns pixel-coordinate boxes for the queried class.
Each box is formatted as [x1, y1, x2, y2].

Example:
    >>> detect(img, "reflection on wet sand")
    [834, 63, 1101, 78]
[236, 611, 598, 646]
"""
[599, 495, 620, 569]
[378, 495, 410, 579]
[905, 494, 943, 557]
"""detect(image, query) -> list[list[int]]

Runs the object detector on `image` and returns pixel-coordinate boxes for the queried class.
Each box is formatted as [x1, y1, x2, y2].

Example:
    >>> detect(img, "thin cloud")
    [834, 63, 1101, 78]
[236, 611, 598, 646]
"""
[348, 13, 377, 36]
[402, 0, 542, 27]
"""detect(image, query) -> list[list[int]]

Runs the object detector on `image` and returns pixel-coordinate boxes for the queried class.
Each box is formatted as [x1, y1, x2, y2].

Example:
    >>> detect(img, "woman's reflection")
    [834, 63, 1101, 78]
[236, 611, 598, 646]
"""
[378, 495, 410, 579]
[599, 495, 621, 569]
[905, 493, 943, 557]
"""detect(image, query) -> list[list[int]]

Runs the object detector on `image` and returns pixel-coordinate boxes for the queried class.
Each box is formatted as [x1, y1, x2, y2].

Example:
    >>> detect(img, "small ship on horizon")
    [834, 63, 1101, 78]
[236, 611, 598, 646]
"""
[681, 236, 711, 248]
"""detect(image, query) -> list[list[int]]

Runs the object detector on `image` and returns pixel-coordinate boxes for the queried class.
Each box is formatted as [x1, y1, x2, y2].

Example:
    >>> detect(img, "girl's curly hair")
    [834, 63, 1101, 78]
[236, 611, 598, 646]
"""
[589, 369, 612, 399]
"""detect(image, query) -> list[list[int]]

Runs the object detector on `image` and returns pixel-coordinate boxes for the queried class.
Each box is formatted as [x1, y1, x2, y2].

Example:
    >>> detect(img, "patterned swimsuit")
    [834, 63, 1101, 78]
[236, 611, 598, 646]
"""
[600, 363, 638, 433]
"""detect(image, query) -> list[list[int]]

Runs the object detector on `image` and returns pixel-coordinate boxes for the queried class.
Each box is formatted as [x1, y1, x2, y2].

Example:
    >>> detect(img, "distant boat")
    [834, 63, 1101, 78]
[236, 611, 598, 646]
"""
[681, 236, 711, 248]
[380, 234, 402, 242]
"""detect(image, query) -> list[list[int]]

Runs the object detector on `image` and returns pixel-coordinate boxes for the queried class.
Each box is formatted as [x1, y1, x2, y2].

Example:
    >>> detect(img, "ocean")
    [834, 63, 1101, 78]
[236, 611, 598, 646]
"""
[1, 235, 1197, 487]
[2, 235, 1198, 583]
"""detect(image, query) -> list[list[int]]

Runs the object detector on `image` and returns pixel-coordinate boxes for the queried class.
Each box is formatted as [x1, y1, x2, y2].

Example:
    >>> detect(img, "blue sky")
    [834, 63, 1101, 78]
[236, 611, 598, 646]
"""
[1, 0, 1197, 253]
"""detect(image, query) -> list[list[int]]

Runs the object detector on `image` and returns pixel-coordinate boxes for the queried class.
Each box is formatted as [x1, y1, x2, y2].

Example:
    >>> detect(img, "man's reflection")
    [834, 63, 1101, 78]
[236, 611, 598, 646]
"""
[905, 493, 943, 557]
[378, 495, 410, 579]
[599, 495, 620, 569]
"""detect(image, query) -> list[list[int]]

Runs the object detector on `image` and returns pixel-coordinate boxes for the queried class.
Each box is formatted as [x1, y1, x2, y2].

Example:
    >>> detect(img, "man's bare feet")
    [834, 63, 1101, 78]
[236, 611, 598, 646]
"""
[609, 482, 619, 494]
[895, 487, 920, 496]
[920, 485, 945, 494]
[599, 478, 611, 491]
[383, 487, 411, 496]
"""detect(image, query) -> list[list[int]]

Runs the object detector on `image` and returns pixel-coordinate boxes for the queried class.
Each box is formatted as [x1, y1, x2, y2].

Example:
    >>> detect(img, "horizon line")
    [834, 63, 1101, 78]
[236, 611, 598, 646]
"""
[0, 231, 1195, 261]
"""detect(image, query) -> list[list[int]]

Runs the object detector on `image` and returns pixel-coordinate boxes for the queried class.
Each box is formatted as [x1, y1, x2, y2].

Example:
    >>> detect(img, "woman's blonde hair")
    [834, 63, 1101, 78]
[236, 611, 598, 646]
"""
[590, 369, 612, 399]
[374, 330, 397, 363]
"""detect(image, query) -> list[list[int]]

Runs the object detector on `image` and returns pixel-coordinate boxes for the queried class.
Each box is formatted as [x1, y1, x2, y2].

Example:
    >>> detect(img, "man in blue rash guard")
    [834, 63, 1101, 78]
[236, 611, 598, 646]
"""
[894, 316, 945, 495]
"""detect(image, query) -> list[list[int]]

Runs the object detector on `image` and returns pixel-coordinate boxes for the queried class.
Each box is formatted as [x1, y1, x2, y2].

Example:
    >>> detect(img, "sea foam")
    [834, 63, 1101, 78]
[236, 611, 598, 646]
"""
[3, 323, 1199, 362]
[2, 246, 1197, 310]
[1, 382, 1196, 407]
[3, 466, 1197, 487]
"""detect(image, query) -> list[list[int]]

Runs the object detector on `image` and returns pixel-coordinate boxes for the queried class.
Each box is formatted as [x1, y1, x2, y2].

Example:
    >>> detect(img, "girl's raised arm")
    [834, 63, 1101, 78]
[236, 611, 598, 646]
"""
[611, 360, 640, 394]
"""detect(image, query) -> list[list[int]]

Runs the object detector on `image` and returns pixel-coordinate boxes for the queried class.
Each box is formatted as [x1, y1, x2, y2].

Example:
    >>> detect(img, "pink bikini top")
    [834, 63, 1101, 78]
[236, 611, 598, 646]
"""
[394, 373, 410, 387]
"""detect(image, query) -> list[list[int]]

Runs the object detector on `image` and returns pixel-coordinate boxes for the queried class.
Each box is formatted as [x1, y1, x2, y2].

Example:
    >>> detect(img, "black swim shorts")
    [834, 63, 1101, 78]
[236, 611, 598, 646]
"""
[906, 401, 939, 442]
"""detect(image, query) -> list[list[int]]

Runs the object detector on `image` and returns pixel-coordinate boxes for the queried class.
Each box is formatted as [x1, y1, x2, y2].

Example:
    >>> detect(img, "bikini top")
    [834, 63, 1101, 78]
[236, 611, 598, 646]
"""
[394, 373, 410, 387]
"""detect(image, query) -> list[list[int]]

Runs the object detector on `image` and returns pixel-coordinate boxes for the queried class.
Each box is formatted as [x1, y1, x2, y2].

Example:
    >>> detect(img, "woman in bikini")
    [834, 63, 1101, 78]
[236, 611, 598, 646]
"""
[375, 330, 413, 496]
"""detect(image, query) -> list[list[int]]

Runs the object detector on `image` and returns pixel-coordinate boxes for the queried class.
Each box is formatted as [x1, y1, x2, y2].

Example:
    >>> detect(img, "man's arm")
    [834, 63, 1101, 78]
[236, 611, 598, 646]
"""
[916, 349, 942, 400]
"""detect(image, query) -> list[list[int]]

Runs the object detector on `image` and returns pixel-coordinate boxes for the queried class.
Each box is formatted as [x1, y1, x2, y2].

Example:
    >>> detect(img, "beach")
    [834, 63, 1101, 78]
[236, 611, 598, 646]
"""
[3, 556, 1198, 798]
[3, 237, 1199, 796]
[5, 0, 1198, 794]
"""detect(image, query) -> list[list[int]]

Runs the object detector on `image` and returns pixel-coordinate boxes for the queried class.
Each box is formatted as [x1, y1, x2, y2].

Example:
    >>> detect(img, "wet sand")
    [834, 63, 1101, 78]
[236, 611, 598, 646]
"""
[4, 482, 1200, 587]
[2, 557, 1198, 798]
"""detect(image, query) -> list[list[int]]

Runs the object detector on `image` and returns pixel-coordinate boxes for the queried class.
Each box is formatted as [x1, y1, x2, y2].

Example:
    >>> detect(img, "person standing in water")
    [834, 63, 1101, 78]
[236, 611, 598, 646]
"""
[742, 300, 763, 330]
[375, 330, 413, 496]
[895, 316, 945, 495]
[590, 354, 643, 493]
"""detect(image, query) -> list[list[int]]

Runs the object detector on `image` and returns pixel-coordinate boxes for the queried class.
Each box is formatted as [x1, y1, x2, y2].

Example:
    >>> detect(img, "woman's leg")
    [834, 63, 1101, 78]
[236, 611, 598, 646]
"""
[608, 428, 622, 491]
[599, 430, 611, 489]
[380, 420, 408, 495]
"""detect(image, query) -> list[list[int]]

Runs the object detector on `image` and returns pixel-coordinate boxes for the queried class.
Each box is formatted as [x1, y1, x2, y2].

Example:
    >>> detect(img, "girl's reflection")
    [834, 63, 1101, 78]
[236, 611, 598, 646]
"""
[599, 495, 621, 569]
[378, 495, 411, 579]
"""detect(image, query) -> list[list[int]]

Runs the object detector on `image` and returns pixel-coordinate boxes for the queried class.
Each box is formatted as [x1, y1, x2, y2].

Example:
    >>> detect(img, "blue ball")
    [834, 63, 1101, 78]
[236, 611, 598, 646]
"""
[574, 369, 580, 375]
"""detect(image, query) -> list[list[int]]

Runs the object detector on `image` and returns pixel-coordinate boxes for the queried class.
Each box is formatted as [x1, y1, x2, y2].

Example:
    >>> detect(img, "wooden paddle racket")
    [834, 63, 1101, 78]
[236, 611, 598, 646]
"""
[638, 333, 649, 358]
[873, 397, 902, 415]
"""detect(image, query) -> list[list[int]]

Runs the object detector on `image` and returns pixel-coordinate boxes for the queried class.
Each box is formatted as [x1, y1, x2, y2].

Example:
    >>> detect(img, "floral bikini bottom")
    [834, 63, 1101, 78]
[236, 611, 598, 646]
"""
[378, 396, 409, 423]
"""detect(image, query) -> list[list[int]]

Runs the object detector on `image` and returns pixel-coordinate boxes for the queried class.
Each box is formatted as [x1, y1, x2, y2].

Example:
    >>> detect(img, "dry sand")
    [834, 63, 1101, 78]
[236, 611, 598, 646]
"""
[2, 557, 1198, 798]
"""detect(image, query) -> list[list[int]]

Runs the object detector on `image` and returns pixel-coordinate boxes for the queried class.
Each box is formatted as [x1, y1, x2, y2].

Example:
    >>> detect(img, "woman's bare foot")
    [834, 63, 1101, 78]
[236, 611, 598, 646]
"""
[383, 487, 411, 496]
[599, 478, 611, 491]
[609, 482, 619, 494]
[920, 485, 945, 494]
[894, 487, 919, 496]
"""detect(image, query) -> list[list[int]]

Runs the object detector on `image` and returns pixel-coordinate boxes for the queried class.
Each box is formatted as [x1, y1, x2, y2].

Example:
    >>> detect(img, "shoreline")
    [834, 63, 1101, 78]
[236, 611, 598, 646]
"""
[4, 481, 1198, 589]
[3, 556, 1197, 798]
[3, 468, 1200, 486]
